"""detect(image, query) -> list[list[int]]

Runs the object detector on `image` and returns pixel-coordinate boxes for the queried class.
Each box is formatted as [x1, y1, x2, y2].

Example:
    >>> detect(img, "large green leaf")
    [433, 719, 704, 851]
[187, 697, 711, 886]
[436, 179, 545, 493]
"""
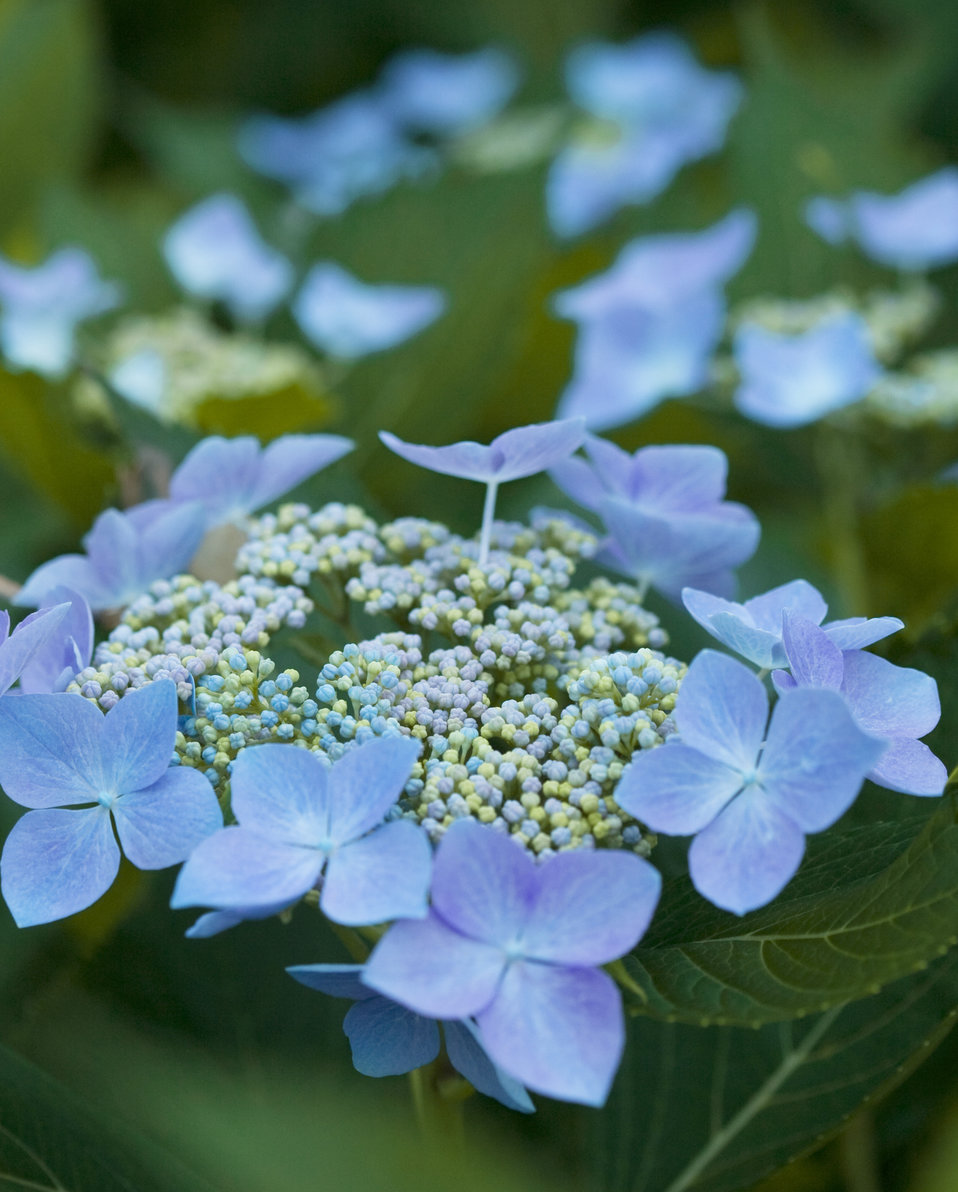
[591, 950, 958, 1192]
[621, 789, 958, 1026]
[0, 1042, 216, 1192]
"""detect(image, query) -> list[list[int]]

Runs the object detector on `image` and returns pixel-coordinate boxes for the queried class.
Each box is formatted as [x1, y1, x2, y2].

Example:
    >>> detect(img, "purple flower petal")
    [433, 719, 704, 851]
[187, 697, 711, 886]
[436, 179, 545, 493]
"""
[343, 997, 441, 1077]
[325, 736, 421, 844]
[0, 692, 105, 807]
[868, 737, 947, 797]
[759, 687, 885, 832]
[321, 820, 432, 926]
[614, 742, 745, 835]
[363, 911, 505, 1019]
[111, 767, 223, 870]
[1, 807, 119, 926]
[839, 651, 941, 739]
[100, 679, 178, 794]
[16, 589, 93, 694]
[170, 827, 323, 911]
[688, 789, 806, 915]
[477, 962, 623, 1107]
[674, 650, 768, 772]
[229, 744, 331, 842]
[429, 818, 535, 948]
[444, 1020, 535, 1113]
[520, 849, 660, 965]
[781, 612, 844, 689]
[0, 603, 70, 696]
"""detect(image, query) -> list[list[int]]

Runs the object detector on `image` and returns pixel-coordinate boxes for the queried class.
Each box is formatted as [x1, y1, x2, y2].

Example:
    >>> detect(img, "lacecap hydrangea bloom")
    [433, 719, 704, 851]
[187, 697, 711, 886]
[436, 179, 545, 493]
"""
[547, 32, 743, 238]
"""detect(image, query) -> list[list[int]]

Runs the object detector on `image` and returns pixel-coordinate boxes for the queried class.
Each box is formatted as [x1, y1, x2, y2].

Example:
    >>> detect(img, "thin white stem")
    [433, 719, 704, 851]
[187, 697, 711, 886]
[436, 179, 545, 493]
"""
[478, 480, 499, 568]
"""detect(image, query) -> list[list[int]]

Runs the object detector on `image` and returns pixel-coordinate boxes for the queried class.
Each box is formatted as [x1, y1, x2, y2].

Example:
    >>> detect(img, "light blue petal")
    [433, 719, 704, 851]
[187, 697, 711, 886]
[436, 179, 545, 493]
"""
[626, 444, 728, 511]
[1, 806, 119, 926]
[287, 963, 369, 1001]
[444, 1020, 535, 1113]
[136, 501, 208, 590]
[852, 168, 958, 270]
[688, 790, 806, 915]
[344, 997, 440, 1077]
[170, 436, 263, 520]
[477, 962, 623, 1107]
[101, 679, 179, 794]
[822, 615, 903, 650]
[759, 687, 885, 832]
[868, 737, 947, 797]
[673, 650, 768, 772]
[229, 743, 330, 843]
[744, 579, 828, 633]
[615, 741, 745, 835]
[379, 431, 497, 483]
[185, 910, 247, 938]
[321, 820, 432, 926]
[839, 650, 941, 738]
[170, 827, 322, 911]
[429, 818, 535, 948]
[15, 555, 110, 611]
[112, 766, 223, 869]
[520, 849, 660, 965]
[17, 589, 93, 694]
[804, 196, 849, 245]
[326, 735, 421, 844]
[0, 692, 105, 807]
[363, 911, 504, 1019]
[379, 47, 519, 135]
[781, 612, 843, 690]
[252, 434, 355, 510]
[489, 419, 586, 483]
[0, 603, 69, 695]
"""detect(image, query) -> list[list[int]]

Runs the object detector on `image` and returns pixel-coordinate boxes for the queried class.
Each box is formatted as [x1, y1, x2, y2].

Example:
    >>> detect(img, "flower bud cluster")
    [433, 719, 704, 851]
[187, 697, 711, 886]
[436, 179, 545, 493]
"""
[864, 350, 958, 427]
[237, 502, 385, 587]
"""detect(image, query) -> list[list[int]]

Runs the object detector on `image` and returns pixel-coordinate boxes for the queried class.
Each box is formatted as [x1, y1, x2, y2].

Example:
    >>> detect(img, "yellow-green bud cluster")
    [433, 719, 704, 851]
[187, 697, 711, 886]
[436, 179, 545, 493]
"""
[238, 502, 384, 587]
[553, 578, 669, 654]
[863, 350, 958, 428]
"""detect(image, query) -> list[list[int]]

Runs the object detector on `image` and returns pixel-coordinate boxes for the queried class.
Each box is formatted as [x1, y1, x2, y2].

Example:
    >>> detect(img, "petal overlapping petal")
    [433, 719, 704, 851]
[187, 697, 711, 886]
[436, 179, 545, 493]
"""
[112, 766, 223, 870]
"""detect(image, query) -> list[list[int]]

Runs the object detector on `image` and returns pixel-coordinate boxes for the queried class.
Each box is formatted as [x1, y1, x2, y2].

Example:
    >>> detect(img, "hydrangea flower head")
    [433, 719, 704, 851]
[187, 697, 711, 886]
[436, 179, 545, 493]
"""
[363, 817, 661, 1106]
[163, 194, 294, 322]
[239, 93, 430, 217]
[169, 433, 354, 529]
[293, 263, 445, 358]
[16, 501, 208, 612]
[733, 313, 881, 428]
[805, 169, 958, 271]
[171, 736, 429, 926]
[288, 963, 534, 1111]
[681, 579, 904, 669]
[0, 680, 222, 926]
[0, 603, 71, 697]
[0, 247, 120, 377]
[772, 613, 946, 797]
[547, 33, 742, 237]
[379, 47, 520, 136]
[615, 650, 885, 914]
[14, 589, 93, 694]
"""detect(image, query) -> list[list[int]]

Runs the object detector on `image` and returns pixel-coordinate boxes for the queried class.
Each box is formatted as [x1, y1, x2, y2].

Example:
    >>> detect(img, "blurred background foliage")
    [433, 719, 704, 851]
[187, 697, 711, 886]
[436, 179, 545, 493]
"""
[2, 0, 958, 1189]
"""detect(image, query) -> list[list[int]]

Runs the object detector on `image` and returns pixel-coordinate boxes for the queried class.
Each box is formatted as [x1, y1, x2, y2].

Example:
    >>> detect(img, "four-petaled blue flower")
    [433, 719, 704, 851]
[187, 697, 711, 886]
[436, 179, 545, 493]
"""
[16, 501, 208, 612]
[615, 650, 885, 914]
[772, 612, 946, 797]
[0, 680, 223, 926]
[733, 313, 882, 428]
[163, 194, 294, 322]
[168, 433, 355, 530]
[363, 817, 661, 1106]
[171, 737, 429, 927]
[805, 168, 958, 271]
[552, 210, 756, 429]
[293, 263, 446, 359]
[287, 963, 534, 1113]
[547, 33, 743, 238]
[0, 247, 120, 378]
[682, 579, 904, 670]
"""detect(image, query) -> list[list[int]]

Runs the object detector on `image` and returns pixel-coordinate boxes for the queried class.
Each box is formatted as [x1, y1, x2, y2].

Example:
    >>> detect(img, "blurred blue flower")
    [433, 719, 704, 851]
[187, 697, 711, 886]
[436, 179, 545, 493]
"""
[553, 440, 760, 599]
[293, 263, 445, 358]
[733, 313, 881, 427]
[109, 348, 167, 414]
[0, 247, 120, 378]
[0, 603, 70, 697]
[804, 168, 958, 271]
[0, 680, 222, 926]
[169, 433, 354, 529]
[288, 963, 534, 1112]
[363, 817, 661, 1106]
[615, 650, 885, 914]
[380, 47, 520, 136]
[16, 501, 208, 612]
[547, 32, 743, 237]
[163, 194, 293, 321]
[239, 93, 432, 216]
[13, 588, 92, 694]
[171, 737, 428, 926]
[773, 613, 946, 797]
[682, 579, 903, 670]
[553, 210, 756, 429]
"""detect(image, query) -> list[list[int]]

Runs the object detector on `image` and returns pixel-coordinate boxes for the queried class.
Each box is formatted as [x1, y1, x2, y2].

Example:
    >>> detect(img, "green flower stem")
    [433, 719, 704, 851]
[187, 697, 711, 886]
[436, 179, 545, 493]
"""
[815, 425, 871, 616]
[329, 922, 370, 963]
[409, 1058, 468, 1151]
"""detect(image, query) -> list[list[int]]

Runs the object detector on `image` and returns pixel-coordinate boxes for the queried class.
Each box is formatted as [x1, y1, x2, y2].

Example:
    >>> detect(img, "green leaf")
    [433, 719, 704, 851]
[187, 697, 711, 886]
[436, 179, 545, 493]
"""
[621, 790, 958, 1026]
[591, 951, 958, 1192]
[0, 0, 103, 234]
[0, 1041, 216, 1192]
